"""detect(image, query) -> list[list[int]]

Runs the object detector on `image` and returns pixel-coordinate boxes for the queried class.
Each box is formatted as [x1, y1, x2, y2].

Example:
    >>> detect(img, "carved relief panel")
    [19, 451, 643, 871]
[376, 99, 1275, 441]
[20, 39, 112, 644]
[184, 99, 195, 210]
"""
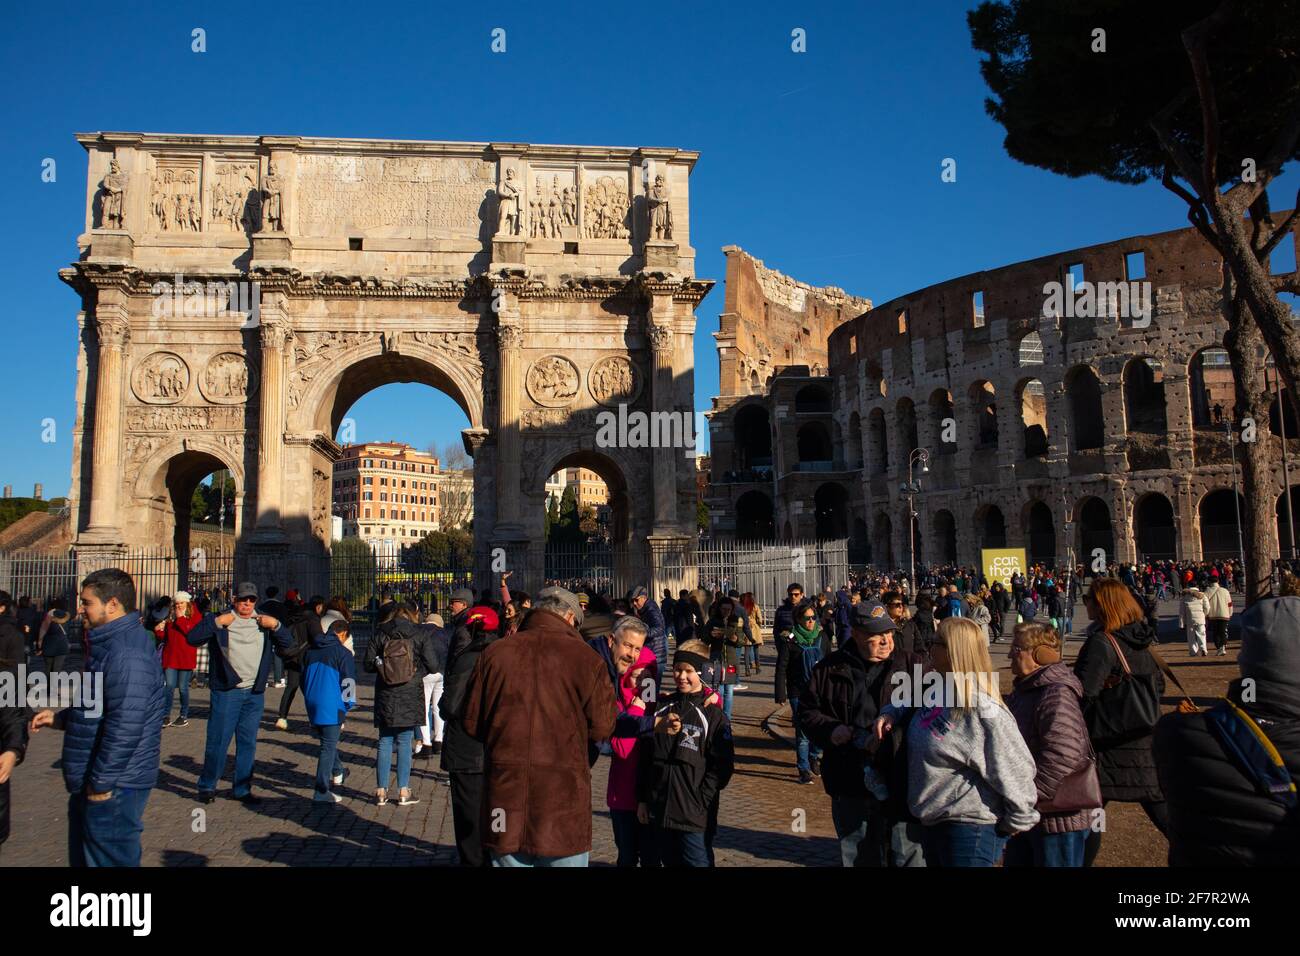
[149, 158, 203, 233]
[527, 168, 578, 240]
[131, 351, 192, 404]
[588, 355, 642, 407]
[209, 161, 260, 232]
[581, 169, 631, 240]
[199, 352, 256, 404]
[525, 355, 580, 407]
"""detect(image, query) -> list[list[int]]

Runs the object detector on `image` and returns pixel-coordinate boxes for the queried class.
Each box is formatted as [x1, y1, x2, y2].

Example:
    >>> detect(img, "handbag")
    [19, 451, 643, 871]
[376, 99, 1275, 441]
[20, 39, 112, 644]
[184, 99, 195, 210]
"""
[1084, 632, 1162, 747]
[1038, 748, 1103, 814]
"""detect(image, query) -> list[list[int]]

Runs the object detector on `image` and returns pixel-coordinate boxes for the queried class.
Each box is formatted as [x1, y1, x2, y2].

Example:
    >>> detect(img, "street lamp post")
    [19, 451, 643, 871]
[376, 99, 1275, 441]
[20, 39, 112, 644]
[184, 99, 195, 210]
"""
[902, 448, 930, 605]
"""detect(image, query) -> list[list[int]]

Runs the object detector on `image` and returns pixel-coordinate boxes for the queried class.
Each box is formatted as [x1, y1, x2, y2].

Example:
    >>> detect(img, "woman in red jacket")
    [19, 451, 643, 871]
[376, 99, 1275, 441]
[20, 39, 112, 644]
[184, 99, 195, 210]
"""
[154, 591, 202, 727]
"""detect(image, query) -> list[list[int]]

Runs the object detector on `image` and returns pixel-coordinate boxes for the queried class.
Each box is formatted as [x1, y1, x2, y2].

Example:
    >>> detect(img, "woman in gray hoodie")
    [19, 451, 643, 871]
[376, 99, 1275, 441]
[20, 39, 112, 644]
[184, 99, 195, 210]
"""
[878, 616, 1039, 866]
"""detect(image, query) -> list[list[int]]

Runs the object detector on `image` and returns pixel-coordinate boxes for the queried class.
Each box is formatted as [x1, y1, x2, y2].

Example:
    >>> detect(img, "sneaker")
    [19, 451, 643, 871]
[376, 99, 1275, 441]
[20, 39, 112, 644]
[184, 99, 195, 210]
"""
[1217, 646, 1228, 656]
[809, 756, 822, 776]
[734, 684, 749, 691]
[173, 717, 190, 728]
[413, 740, 425, 755]
[331, 769, 346, 786]
[235, 793, 262, 806]
[162, 717, 175, 728]
[198, 791, 216, 805]
[431, 741, 442, 756]
[375, 790, 389, 807]
[276, 679, 287, 688]
[397, 792, 420, 807]
[275, 718, 289, 731]
[797, 770, 815, 785]
[313, 791, 344, 804]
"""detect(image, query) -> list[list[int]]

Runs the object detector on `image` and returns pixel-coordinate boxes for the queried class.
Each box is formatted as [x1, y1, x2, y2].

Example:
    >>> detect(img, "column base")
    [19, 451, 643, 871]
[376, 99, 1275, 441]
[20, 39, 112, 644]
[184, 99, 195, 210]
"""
[88, 230, 133, 260]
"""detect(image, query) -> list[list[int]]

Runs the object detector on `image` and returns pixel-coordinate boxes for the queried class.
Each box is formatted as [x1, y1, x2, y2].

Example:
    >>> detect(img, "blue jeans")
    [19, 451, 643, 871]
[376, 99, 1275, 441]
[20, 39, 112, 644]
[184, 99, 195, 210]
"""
[1004, 828, 1088, 867]
[718, 683, 735, 720]
[921, 821, 1007, 867]
[830, 796, 927, 867]
[271, 654, 284, 683]
[199, 687, 263, 796]
[164, 668, 192, 720]
[376, 726, 414, 791]
[610, 809, 660, 867]
[788, 697, 821, 772]
[491, 851, 589, 867]
[654, 825, 710, 867]
[68, 787, 152, 867]
[313, 723, 343, 795]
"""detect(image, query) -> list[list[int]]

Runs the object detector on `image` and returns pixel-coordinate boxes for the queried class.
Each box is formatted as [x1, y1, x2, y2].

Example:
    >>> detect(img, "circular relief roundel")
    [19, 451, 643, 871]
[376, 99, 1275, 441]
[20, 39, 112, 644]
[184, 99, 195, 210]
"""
[526, 355, 580, 408]
[588, 355, 642, 407]
[132, 351, 191, 405]
[199, 352, 257, 405]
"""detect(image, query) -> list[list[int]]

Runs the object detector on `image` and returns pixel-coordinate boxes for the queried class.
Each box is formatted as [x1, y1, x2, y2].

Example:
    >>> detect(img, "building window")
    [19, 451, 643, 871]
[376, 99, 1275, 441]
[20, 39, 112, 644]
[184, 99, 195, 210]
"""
[1067, 262, 1085, 290]
[898, 310, 908, 334]
[1125, 251, 1147, 280]
[972, 290, 985, 328]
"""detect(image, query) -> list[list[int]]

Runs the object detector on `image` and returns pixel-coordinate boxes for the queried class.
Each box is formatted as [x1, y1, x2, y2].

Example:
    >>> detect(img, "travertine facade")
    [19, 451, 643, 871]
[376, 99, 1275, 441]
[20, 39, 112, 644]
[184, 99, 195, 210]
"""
[62, 132, 712, 592]
[708, 217, 1300, 568]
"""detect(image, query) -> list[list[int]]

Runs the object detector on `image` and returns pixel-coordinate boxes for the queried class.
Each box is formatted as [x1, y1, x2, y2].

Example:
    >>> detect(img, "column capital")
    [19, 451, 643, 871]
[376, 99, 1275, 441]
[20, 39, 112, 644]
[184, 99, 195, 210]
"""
[496, 322, 524, 351]
[96, 314, 130, 349]
[259, 319, 291, 350]
[648, 321, 674, 354]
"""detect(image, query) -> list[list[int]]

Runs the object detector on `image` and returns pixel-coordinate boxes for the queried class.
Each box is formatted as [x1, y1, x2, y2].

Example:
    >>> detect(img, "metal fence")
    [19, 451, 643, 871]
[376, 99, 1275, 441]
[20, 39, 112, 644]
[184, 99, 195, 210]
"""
[696, 537, 848, 611]
[0, 546, 237, 611]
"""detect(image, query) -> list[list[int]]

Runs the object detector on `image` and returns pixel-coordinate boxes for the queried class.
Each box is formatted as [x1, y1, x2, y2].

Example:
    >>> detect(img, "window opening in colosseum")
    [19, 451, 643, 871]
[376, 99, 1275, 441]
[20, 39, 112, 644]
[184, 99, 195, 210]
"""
[851, 517, 870, 565]
[1026, 501, 1056, 565]
[735, 490, 775, 540]
[1077, 497, 1115, 561]
[1017, 331, 1044, 366]
[872, 512, 894, 567]
[749, 369, 760, 393]
[1198, 489, 1244, 561]
[929, 389, 956, 455]
[868, 409, 889, 474]
[797, 421, 833, 467]
[848, 412, 864, 469]
[1135, 493, 1176, 561]
[1067, 262, 1085, 290]
[976, 504, 1008, 549]
[1018, 378, 1049, 457]
[1066, 366, 1105, 451]
[898, 310, 908, 334]
[934, 510, 958, 564]
[971, 381, 998, 449]
[1269, 390, 1299, 438]
[972, 291, 986, 328]
[795, 385, 831, 414]
[814, 483, 849, 540]
[1270, 235, 1297, 275]
[1276, 487, 1300, 559]
[1190, 348, 1234, 428]
[897, 399, 920, 456]
[1125, 251, 1147, 281]
[733, 404, 773, 476]
[1123, 357, 1167, 434]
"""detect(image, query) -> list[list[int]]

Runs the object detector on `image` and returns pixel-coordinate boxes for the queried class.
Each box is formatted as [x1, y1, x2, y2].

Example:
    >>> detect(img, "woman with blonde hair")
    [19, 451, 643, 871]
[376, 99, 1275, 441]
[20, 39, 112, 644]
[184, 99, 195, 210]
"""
[877, 616, 1039, 866]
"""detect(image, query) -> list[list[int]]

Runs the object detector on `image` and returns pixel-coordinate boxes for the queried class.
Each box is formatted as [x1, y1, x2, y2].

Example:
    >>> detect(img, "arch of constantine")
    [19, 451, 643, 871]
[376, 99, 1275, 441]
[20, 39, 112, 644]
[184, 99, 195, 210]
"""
[61, 132, 712, 592]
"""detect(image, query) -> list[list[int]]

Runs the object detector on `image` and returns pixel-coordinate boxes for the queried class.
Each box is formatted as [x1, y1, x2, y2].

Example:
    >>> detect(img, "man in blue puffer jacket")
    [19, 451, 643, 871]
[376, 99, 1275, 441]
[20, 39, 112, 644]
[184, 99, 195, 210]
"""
[29, 568, 166, 866]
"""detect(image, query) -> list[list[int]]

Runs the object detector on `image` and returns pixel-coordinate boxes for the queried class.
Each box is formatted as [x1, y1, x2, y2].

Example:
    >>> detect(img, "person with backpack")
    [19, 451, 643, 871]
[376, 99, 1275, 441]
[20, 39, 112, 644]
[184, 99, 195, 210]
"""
[364, 602, 442, 806]
[636, 639, 735, 867]
[301, 611, 356, 803]
[776, 600, 833, 785]
[275, 595, 325, 730]
[439, 604, 501, 866]
[1154, 596, 1300, 865]
[1017, 591, 1038, 625]
[1075, 578, 1169, 866]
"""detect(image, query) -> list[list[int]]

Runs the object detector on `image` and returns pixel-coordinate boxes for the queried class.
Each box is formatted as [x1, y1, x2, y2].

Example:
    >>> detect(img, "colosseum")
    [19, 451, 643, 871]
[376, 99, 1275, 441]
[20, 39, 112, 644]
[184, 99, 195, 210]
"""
[706, 214, 1300, 571]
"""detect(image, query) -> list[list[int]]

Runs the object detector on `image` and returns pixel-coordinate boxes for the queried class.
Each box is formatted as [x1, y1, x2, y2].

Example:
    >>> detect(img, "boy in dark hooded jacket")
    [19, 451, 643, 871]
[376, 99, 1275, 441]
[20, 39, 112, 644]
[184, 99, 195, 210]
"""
[302, 615, 356, 803]
[637, 639, 734, 867]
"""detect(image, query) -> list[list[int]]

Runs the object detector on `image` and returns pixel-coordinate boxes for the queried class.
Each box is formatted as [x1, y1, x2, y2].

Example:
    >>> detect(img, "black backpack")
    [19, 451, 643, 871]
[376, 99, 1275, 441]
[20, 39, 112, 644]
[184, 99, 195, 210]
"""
[1085, 632, 1162, 748]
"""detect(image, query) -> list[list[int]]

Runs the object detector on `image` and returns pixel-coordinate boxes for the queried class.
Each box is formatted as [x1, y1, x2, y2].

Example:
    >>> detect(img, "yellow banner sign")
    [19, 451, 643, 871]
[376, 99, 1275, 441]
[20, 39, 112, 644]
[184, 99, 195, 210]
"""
[982, 548, 1028, 588]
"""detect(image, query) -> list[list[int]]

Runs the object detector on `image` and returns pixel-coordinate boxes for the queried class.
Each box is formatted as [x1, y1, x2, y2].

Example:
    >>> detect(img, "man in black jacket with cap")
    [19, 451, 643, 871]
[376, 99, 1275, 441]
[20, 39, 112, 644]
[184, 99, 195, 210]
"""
[797, 600, 929, 867]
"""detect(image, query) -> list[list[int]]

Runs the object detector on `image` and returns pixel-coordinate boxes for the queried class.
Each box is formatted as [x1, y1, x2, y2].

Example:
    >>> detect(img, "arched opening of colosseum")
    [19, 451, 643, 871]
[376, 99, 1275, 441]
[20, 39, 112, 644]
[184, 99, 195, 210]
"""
[852, 517, 870, 563]
[734, 403, 773, 474]
[970, 380, 998, 449]
[735, 490, 775, 540]
[1065, 366, 1105, 452]
[1198, 489, 1244, 561]
[1077, 497, 1115, 562]
[1269, 390, 1299, 438]
[1016, 378, 1049, 458]
[1275, 487, 1300, 558]
[933, 510, 958, 564]
[815, 483, 850, 540]
[1189, 347, 1234, 428]
[929, 388, 955, 456]
[1017, 330, 1045, 368]
[847, 412, 864, 469]
[1123, 357, 1167, 434]
[749, 369, 761, 394]
[866, 362, 886, 399]
[897, 398, 920, 456]
[140, 447, 243, 591]
[1135, 493, 1177, 561]
[975, 504, 1008, 550]
[872, 512, 894, 568]
[868, 408, 889, 474]
[1025, 501, 1056, 566]
[797, 421, 833, 466]
[796, 384, 832, 414]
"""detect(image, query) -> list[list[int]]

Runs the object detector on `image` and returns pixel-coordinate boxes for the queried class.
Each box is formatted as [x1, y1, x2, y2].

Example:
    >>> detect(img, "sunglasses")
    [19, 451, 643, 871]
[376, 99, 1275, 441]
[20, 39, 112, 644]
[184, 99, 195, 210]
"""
[800, 615, 817, 622]
[888, 602, 904, 608]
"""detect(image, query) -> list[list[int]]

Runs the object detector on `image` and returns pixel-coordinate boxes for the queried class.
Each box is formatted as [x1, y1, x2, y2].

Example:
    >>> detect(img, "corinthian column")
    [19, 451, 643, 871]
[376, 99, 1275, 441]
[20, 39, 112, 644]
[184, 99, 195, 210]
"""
[254, 319, 291, 533]
[648, 296, 678, 533]
[495, 321, 524, 530]
[84, 313, 129, 540]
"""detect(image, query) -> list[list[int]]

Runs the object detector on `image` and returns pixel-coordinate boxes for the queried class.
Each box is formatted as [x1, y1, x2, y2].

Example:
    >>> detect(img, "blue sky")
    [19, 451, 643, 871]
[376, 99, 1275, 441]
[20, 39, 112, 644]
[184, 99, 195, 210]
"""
[2, 0, 1295, 497]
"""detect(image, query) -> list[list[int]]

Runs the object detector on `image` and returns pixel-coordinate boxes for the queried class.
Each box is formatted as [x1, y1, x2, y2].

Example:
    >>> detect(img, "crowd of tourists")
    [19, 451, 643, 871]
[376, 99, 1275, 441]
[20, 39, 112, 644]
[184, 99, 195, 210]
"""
[0, 553, 1294, 870]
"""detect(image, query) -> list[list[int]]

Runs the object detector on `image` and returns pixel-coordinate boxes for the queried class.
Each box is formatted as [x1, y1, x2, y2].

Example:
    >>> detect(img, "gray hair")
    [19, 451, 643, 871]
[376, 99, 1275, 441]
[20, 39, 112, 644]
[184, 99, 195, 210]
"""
[533, 593, 576, 618]
[611, 616, 649, 643]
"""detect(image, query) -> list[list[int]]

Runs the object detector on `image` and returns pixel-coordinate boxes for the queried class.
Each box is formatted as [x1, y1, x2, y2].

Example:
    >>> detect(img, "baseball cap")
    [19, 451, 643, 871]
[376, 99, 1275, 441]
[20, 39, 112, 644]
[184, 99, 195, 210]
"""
[851, 601, 898, 635]
[450, 588, 474, 606]
[234, 581, 258, 600]
[539, 585, 583, 624]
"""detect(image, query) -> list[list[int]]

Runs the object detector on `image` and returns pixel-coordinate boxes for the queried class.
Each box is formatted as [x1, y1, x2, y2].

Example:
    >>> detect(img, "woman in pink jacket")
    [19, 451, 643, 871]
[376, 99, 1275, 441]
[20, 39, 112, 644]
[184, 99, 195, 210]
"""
[609, 644, 660, 867]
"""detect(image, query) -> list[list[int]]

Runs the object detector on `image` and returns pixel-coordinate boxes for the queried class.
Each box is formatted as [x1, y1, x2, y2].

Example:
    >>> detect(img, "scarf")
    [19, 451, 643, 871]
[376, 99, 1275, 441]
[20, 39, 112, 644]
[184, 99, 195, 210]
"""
[792, 619, 822, 648]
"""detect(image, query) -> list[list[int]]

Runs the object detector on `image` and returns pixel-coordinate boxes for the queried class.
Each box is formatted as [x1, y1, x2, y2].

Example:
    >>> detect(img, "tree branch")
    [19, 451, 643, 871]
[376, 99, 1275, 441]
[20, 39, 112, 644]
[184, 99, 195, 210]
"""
[1161, 165, 1225, 255]
[1180, 0, 1236, 205]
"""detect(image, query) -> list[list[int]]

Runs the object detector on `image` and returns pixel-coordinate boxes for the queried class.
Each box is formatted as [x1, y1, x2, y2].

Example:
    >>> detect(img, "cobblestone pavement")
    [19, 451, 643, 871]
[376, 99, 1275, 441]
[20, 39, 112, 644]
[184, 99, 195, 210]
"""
[2, 600, 1244, 867]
